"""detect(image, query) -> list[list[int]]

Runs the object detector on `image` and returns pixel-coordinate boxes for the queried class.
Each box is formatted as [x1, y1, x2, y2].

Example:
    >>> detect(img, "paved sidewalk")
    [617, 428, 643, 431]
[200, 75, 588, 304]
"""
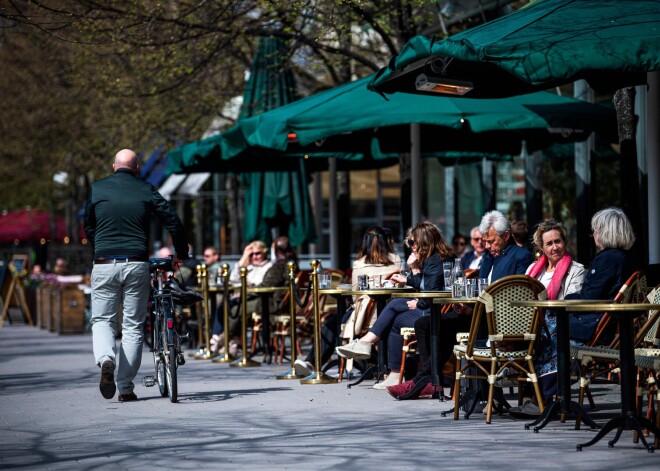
[1, 325, 658, 470]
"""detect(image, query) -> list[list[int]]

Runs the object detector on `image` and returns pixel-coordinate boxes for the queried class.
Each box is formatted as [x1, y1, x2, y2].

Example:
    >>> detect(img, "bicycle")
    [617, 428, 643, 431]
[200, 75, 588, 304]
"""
[142, 256, 201, 402]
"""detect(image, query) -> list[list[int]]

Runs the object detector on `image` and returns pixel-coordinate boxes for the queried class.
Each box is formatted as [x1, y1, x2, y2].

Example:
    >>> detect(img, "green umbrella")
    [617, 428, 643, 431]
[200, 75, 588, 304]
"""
[225, 75, 616, 156]
[238, 37, 317, 247]
[370, 0, 660, 97]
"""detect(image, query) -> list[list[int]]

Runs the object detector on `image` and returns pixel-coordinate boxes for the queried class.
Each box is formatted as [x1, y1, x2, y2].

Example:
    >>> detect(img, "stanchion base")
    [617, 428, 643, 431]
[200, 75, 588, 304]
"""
[195, 352, 215, 360]
[300, 372, 339, 384]
[229, 357, 261, 367]
[190, 348, 207, 358]
[276, 367, 306, 380]
[211, 353, 235, 363]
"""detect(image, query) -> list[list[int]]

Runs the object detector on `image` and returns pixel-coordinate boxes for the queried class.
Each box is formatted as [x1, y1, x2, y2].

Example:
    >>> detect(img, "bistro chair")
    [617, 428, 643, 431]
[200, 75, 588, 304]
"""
[452, 274, 547, 424]
[633, 285, 660, 446]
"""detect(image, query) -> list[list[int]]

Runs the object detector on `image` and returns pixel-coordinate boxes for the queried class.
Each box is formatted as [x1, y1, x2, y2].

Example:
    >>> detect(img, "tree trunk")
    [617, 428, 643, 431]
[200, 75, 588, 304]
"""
[613, 87, 644, 267]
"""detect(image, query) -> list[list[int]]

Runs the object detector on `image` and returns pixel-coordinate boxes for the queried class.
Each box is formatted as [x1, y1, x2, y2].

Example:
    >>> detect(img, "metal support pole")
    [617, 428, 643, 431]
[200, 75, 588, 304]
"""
[190, 265, 206, 357]
[212, 263, 234, 363]
[230, 267, 260, 367]
[195, 264, 213, 360]
[300, 260, 338, 384]
[277, 261, 306, 379]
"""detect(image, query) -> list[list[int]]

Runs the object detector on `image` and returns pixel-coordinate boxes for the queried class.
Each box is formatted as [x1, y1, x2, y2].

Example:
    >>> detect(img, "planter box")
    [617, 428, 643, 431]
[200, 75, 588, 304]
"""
[52, 287, 84, 334]
[37, 286, 53, 330]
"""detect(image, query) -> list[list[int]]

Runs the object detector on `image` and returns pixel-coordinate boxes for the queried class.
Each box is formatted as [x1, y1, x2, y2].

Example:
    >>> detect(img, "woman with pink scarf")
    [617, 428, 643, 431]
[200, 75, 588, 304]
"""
[509, 219, 585, 419]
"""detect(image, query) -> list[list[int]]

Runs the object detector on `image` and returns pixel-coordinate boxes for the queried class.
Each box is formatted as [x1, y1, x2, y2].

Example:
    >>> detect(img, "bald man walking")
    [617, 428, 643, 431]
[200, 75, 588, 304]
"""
[84, 149, 189, 401]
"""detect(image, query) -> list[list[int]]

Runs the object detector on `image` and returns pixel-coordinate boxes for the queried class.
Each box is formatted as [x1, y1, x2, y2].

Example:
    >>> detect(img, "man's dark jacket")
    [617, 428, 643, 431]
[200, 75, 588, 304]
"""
[84, 168, 188, 260]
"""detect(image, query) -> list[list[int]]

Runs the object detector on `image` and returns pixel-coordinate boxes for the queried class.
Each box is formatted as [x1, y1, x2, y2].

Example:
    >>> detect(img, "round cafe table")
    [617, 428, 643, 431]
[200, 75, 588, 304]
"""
[246, 286, 289, 363]
[570, 302, 660, 452]
[510, 299, 603, 432]
[513, 300, 660, 452]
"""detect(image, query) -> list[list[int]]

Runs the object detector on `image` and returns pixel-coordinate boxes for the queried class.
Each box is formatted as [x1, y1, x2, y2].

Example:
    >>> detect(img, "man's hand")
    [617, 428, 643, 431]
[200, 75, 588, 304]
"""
[407, 299, 418, 310]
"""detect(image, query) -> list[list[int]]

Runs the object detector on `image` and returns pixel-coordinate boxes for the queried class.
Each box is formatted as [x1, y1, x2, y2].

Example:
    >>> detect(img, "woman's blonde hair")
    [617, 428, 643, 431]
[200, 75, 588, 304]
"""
[250, 240, 269, 255]
[532, 219, 568, 248]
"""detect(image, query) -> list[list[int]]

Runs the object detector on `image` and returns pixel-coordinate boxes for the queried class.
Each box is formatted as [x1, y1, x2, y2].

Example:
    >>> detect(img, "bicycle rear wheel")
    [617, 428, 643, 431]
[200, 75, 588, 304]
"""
[153, 311, 168, 397]
[166, 347, 177, 402]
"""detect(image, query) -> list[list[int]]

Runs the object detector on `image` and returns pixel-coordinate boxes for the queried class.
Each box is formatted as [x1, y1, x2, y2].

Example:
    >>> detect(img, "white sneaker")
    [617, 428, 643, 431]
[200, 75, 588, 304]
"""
[336, 339, 372, 360]
[294, 359, 314, 377]
[373, 372, 400, 390]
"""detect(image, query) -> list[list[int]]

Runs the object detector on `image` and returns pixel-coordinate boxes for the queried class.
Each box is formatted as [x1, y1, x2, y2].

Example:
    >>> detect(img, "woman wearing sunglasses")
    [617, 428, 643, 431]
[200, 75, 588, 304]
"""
[336, 221, 453, 390]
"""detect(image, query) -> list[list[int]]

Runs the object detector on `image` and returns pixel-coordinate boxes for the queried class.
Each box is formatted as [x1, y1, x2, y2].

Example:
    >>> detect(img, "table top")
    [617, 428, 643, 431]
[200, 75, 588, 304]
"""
[247, 286, 289, 294]
[335, 287, 414, 297]
[390, 290, 452, 299]
[510, 299, 604, 308]
[433, 296, 479, 304]
[511, 299, 660, 312]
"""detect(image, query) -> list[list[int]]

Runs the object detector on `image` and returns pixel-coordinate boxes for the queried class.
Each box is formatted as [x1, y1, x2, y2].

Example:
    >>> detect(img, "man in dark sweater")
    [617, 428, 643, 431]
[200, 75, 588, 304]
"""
[84, 149, 188, 402]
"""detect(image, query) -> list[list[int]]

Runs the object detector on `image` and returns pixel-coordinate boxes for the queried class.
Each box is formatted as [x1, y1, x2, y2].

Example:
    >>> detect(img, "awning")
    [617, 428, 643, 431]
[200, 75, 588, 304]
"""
[158, 173, 210, 200]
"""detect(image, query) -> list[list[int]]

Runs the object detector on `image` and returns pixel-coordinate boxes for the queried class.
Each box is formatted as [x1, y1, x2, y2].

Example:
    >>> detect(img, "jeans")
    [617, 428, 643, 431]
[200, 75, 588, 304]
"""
[91, 261, 150, 394]
[369, 298, 426, 371]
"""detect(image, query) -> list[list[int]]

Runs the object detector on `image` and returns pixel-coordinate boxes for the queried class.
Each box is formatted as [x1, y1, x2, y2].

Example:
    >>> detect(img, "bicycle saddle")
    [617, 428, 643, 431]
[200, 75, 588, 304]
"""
[149, 257, 174, 273]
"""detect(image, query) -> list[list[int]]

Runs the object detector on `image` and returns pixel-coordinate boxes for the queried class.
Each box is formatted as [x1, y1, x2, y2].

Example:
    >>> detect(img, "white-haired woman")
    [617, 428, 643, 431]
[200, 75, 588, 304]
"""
[567, 207, 636, 344]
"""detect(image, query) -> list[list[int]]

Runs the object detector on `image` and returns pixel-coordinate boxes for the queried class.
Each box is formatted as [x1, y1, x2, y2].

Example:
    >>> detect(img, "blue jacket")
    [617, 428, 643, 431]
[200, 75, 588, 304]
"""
[478, 239, 534, 282]
[566, 248, 634, 343]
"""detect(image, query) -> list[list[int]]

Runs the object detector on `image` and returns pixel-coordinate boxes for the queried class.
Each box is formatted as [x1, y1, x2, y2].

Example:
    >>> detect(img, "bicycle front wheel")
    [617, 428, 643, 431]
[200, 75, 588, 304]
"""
[166, 347, 178, 402]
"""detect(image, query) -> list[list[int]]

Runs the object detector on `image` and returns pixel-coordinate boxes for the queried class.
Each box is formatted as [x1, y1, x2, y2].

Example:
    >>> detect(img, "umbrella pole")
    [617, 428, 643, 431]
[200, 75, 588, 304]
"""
[190, 266, 207, 358]
[300, 260, 338, 384]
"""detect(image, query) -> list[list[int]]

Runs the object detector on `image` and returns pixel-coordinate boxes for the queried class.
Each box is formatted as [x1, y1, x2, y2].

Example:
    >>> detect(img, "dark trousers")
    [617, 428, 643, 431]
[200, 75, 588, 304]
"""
[412, 314, 471, 383]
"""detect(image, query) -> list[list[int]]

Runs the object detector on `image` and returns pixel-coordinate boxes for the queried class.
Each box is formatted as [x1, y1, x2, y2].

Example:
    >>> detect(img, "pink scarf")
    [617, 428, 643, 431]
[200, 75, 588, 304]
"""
[528, 253, 572, 300]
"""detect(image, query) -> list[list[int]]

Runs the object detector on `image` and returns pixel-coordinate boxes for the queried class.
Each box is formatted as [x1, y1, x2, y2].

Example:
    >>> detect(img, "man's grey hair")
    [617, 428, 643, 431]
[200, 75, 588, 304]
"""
[479, 210, 511, 236]
[591, 207, 635, 250]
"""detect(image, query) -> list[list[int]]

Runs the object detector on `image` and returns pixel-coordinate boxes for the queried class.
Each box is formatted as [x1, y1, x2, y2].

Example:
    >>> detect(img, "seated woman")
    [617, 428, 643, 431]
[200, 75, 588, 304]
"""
[294, 226, 400, 377]
[336, 221, 453, 390]
[508, 219, 585, 418]
[210, 240, 273, 355]
[566, 207, 636, 344]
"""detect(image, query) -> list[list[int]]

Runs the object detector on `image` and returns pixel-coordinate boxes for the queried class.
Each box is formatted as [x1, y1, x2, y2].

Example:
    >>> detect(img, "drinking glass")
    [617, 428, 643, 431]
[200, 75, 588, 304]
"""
[358, 275, 369, 290]
[442, 261, 453, 291]
[319, 274, 331, 289]
[400, 261, 411, 277]
[465, 279, 477, 298]
[478, 278, 489, 295]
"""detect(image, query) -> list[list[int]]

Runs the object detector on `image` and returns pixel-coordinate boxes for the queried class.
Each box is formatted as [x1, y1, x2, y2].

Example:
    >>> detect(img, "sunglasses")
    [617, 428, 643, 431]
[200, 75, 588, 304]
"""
[407, 239, 416, 246]
[251, 252, 263, 256]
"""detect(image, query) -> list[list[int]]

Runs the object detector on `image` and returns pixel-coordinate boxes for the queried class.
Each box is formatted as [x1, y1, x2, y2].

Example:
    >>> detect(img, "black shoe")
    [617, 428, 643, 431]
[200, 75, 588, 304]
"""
[508, 400, 541, 419]
[99, 360, 116, 399]
[118, 392, 138, 402]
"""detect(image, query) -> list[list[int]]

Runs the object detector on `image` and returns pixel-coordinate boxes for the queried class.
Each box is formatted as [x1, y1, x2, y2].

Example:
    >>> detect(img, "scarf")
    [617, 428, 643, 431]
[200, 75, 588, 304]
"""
[528, 253, 572, 300]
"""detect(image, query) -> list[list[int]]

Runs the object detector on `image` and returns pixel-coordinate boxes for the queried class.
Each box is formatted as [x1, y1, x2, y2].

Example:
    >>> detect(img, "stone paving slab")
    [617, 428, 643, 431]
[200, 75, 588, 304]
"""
[1, 326, 659, 470]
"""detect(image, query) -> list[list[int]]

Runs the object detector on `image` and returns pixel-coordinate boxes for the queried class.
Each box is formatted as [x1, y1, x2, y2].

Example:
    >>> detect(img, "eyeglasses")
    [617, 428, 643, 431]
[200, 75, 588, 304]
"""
[407, 239, 416, 246]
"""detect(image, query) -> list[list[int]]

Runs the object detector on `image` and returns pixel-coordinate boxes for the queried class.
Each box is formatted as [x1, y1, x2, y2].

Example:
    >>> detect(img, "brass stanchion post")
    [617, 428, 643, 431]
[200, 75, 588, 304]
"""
[190, 264, 207, 358]
[212, 263, 234, 363]
[230, 267, 260, 367]
[195, 264, 214, 360]
[300, 260, 338, 384]
[277, 261, 306, 379]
